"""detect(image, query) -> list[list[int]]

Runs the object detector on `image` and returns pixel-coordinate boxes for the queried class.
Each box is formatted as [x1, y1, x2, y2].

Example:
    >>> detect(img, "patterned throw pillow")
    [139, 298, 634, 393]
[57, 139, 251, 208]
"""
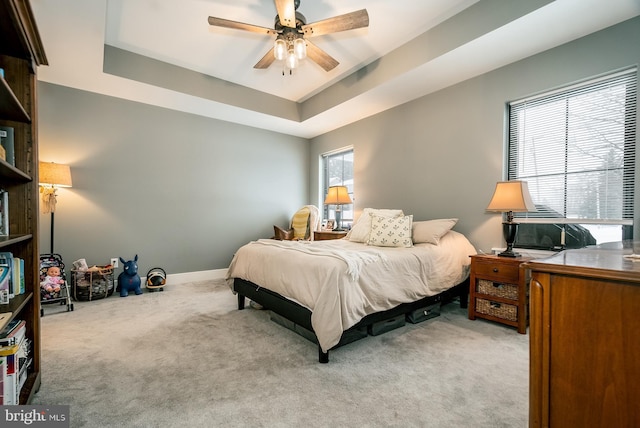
[291, 207, 311, 240]
[348, 208, 404, 243]
[367, 214, 413, 247]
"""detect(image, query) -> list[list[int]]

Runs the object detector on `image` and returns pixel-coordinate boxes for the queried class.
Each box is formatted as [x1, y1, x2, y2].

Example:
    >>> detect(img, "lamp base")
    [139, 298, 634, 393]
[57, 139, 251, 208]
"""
[498, 222, 520, 258]
[497, 248, 520, 258]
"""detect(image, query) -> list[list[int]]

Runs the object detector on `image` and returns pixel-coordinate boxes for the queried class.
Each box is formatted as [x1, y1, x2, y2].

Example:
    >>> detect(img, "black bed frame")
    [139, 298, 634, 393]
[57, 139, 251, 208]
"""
[234, 277, 469, 363]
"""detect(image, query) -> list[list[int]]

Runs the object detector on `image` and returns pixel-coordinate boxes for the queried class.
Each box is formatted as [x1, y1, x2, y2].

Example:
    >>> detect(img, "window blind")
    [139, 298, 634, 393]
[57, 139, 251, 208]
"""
[321, 148, 354, 221]
[508, 68, 637, 225]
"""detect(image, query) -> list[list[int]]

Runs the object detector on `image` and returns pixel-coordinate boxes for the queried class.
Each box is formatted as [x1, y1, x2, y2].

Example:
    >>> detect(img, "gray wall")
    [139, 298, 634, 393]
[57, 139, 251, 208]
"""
[310, 16, 640, 254]
[38, 83, 308, 275]
[39, 16, 640, 275]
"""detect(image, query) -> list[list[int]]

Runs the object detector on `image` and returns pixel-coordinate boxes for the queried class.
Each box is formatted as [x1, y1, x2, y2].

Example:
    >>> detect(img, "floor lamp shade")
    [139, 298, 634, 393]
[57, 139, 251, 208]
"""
[39, 162, 72, 254]
[324, 186, 352, 231]
[39, 162, 73, 189]
[486, 181, 536, 257]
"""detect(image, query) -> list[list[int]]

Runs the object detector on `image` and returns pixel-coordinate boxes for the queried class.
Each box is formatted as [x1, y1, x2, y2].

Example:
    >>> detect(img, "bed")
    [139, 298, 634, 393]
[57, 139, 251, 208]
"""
[226, 214, 477, 362]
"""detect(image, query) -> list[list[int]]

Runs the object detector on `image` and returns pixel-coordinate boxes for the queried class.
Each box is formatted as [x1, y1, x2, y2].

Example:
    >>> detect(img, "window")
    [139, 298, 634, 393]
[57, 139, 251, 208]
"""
[322, 148, 354, 225]
[508, 69, 637, 249]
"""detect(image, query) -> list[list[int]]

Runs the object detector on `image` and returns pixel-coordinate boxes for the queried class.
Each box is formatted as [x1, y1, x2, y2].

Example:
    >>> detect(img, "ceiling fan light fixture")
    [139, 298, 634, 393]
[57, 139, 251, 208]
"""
[286, 48, 299, 69]
[208, 2, 369, 73]
[274, 38, 287, 61]
[293, 37, 306, 60]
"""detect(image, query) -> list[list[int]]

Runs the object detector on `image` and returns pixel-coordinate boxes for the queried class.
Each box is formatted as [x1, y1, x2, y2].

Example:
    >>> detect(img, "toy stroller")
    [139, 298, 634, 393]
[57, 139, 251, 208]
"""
[39, 254, 74, 316]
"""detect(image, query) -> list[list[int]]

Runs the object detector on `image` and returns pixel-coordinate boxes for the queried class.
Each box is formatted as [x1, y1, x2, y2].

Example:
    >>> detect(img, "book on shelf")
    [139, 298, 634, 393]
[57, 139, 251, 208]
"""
[11, 257, 20, 298]
[0, 319, 26, 347]
[0, 126, 15, 166]
[18, 258, 24, 294]
[0, 190, 7, 236]
[0, 253, 24, 303]
[0, 264, 9, 304]
[0, 358, 4, 404]
[0, 343, 20, 405]
[17, 338, 31, 392]
[0, 252, 14, 300]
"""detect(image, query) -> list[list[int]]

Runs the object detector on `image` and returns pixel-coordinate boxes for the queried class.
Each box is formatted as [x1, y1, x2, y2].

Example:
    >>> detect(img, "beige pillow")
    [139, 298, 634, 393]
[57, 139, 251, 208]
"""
[348, 208, 405, 243]
[412, 218, 458, 244]
[367, 214, 413, 248]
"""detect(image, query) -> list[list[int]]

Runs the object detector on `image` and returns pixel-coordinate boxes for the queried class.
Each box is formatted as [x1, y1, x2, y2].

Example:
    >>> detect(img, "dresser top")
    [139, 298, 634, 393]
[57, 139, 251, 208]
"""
[524, 241, 640, 283]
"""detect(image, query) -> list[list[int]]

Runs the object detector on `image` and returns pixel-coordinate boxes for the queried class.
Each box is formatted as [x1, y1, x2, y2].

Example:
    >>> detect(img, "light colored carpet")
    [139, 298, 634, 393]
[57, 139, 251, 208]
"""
[33, 279, 529, 427]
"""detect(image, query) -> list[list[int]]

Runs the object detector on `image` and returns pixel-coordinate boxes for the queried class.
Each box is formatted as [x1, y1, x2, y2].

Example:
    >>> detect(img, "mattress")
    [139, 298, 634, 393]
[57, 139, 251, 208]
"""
[226, 230, 476, 351]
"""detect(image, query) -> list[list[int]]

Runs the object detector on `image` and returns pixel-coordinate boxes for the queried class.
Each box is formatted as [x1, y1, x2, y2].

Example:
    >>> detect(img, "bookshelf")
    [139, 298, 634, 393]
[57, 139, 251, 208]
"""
[0, 0, 48, 404]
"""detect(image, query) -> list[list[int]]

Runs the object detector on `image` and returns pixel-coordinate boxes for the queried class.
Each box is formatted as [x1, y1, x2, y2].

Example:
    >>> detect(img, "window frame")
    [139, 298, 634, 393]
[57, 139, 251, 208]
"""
[321, 147, 354, 224]
[506, 68, 637, 248]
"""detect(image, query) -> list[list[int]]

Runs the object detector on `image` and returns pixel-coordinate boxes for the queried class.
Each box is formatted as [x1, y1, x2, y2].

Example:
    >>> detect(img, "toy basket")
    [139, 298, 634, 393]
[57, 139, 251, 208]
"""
[71, 266, 114, 301]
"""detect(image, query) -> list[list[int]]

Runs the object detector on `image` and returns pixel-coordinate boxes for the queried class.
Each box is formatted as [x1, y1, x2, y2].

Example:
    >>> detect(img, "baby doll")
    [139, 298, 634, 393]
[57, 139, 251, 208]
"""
[41, 266, 64, 298]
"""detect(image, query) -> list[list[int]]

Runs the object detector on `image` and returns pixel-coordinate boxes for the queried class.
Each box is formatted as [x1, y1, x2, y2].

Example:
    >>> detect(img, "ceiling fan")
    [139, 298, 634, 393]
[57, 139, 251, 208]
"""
[207, 0, 369, 72]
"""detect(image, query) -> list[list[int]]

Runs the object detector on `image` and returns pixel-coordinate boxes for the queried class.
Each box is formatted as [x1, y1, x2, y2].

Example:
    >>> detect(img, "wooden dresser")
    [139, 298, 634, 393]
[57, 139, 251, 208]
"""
[524, 242, 640, 428]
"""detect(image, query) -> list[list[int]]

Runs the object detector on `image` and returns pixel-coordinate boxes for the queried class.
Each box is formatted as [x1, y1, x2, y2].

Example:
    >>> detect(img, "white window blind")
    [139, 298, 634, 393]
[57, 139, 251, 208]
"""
[508, 68, 637, 225]
[322, 148, 354, 222]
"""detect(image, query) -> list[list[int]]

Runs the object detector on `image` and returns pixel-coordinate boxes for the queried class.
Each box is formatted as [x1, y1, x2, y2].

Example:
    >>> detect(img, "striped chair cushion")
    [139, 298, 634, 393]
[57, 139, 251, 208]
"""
[291, 207, 311, 240]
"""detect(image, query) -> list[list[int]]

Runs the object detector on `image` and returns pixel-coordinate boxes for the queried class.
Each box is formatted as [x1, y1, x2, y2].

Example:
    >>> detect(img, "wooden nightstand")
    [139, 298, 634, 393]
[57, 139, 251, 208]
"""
[468, 254, 531, 334]
[314, 230, 348, 241]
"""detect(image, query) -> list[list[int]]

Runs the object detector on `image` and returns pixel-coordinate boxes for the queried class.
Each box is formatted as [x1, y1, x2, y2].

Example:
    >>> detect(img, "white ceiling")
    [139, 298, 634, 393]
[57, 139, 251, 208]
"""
[32, 0, 640, 138]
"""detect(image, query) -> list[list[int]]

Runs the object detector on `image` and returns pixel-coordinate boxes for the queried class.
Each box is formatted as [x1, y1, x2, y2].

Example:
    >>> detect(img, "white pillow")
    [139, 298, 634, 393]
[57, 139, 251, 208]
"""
[347, 208, 404, 243]
[367, 214, 413, 248]
[412, 218, 458, 245]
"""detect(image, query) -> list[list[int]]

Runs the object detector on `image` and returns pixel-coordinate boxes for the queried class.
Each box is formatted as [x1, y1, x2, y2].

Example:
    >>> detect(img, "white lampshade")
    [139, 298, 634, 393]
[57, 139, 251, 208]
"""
[39, 162, 72, 188]
[324, 186, 352, 205]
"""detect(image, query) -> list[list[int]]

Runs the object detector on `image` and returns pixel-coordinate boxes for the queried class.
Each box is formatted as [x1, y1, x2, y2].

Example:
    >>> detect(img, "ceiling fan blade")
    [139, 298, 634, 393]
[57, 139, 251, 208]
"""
[254, 47, 276, 69]
[302, 9, 369, 37]
[274, 0, 297, 28]
[305, 40, 339, 72]
[208, 16, 277, 35]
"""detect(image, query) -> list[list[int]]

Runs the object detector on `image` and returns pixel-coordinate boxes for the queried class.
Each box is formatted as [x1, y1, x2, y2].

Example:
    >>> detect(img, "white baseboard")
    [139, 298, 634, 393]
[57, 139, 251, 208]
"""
[164, 268, 227, 285]
[115, 268, 227, 287]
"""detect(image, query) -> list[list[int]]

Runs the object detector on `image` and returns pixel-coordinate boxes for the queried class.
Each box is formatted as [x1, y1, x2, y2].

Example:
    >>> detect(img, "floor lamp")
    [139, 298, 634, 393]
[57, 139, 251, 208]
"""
[324, 185, 352, 231]
[39, 162, 72, 254]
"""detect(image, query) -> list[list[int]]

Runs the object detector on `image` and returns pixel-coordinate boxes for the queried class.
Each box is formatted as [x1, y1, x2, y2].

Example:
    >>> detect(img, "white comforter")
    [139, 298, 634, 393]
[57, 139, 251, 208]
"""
[226, 230, 476, 352]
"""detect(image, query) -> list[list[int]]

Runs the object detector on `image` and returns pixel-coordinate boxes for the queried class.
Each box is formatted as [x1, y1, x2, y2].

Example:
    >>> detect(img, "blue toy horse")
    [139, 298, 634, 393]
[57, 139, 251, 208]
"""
[118, 255, 142, 297]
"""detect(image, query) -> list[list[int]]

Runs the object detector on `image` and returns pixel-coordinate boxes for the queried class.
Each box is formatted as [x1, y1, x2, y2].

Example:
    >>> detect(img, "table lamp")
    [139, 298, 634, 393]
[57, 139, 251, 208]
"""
[486, 180, 536, 257]
[324, 185, 352, 231]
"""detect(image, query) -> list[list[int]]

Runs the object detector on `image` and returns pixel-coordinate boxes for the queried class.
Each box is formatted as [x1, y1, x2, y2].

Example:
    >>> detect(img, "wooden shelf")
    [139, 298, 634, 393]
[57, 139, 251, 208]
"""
[0, 159, 31, 181]
[0, 76, 30, 122]
[0, 291, 33, 317]
[0, 0, 46, 406]
[0, 233, 32, 249]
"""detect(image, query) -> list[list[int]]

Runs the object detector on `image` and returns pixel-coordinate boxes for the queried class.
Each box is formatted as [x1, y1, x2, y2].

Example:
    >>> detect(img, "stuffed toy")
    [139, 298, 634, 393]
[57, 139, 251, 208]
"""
[118, 255, 142, 297]
[41, 266, 64, 298]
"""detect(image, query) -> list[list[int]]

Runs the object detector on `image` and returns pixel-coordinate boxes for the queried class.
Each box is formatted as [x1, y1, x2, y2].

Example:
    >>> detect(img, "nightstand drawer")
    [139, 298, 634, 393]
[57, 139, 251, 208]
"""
[475, 298, 518, 322]
[477, 279, 519, 300]
[473, 259, 520, 282]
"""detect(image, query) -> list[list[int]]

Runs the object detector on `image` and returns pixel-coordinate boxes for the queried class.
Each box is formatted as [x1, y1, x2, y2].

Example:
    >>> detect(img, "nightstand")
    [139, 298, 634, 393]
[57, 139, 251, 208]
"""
[468, 254, 531, 334]
[314, 230, 348, 241]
